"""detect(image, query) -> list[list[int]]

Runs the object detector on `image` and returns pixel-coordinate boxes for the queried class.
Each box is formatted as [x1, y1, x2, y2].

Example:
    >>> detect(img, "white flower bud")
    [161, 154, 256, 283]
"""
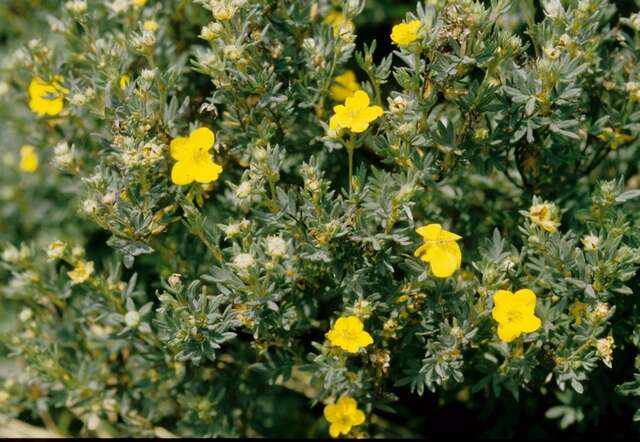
[235, 181, 252, 199]
[87, 413, 100, 431]
[168, 273, 182, 288]
[70, 92, 87, 106]
[390, 95, 407, 113]
[101, 192, 116, 205]
[1, 245, 20, 263]
[302, 38, 316, 52]
[47, 240, 66, 260]
[581, 234, 600, 251]
[65, 0, 87, 14]
[141, 68, 156, 81]
[82, 199, 98, 214]
[266, 236, 287, 257]
[200, 22, 223, 40]
[232, 253, 254, 271]
[19, 308, 33, 322]
[124, 310, 140, 328]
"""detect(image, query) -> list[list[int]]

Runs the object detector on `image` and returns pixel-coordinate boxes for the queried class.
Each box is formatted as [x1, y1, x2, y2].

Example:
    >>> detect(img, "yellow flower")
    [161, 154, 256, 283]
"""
[213, 4, 236, 21]
[28, 76, 68, 116]
[119, 74, 130, 91]
[597, 127, 633, 150]
[329, 90, 383, 134]
[324, 10, 354, 35]
[67, 260, 95, 285]
[133, 0, 147, 6]
[391, 20, 422, 47]
[47, 240, 66, 260]
[324, 10, 346, 26]
[143, 20, 159, 32]
[19, 145, 38, 173]
[170, 127, 223, 186]
[596, 335, 614, 368]
[329, 70, 361, 102]
[326, 316, 373, 353]
[323, 396, 366, 438]
[569, 300, 587, 325]
[414, 224, 462, 278]
[491, 289, 542, 343]
[528, 199, 560, 233]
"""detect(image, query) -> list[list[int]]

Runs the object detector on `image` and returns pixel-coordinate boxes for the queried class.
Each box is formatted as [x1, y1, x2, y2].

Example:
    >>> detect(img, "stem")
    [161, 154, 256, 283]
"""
[346, 134, 355, 195]
[414, 48, 422, 91]
[364, 67, 383, 107]
[268, 177, 279, 213]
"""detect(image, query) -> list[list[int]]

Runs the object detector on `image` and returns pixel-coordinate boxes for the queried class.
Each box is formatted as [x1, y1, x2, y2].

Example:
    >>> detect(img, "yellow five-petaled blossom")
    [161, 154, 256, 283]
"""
[28, 76, 68, 116]
[391, 20, 422, 47]
[67, 260, 95, 285]
[414, 224, 462, 278]
[170, 127, 223, 186]
[143, 20, 159, 32]
[326, 316, 373, 353]
[323, 396, 366, 438]
[528, 199, 559, 233]
[19, 145, 38, 173]
[330, 70, 361, 102]
[491, 289, 542, 343]
[329, 90, 383, 134]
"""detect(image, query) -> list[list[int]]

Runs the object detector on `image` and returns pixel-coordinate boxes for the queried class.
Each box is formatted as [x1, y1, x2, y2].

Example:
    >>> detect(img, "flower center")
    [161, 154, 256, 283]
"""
[506, 308, 523, 323]
[192, 149, 210, 164]
[340, 329, 358, 342]
[347, 109, 361, 119]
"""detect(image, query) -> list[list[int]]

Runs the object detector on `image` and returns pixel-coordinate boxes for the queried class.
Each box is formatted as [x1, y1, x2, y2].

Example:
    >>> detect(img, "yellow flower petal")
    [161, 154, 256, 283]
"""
[491, 290, 513, 322]
[351, 409, 366, 426]
[170, 137, 190, 161]
[416, 224, 442, 241]
[189, 127, 215, 150]
[514, 288, 537, 310]
[19, 145, 38, 173]
[333, 316, 349, 331]
[171, 161, 194, 185]
[329, 422, 348, 438]
[439, 229, 462, 241]
[337, 396, 357, 409]
[497, 323, 520, 343]
[360, 105, 384, 121]
[355, 330, 373, 348]
[345, 90, 369, 110]
[349, 120, 370, 133]
[429, 242, 461, 278]
[521, 314, 542, 333]
[492, 290, 512, 308]
[414, 242, 431, 259]
[330, 70, 360, 102]
[329, 114, 343, 130]
[323, 403, 339, 422]
[193, 161, 223, 183]
[343, 315, 363, 332]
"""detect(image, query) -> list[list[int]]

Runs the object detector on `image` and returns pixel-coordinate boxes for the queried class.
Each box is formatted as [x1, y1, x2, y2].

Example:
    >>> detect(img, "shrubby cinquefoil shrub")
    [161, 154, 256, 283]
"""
[1, 0, 640, 437]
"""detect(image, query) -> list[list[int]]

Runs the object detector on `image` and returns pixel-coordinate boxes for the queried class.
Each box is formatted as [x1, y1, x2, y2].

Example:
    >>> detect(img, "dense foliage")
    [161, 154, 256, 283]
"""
[1, 0, 640, 438]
